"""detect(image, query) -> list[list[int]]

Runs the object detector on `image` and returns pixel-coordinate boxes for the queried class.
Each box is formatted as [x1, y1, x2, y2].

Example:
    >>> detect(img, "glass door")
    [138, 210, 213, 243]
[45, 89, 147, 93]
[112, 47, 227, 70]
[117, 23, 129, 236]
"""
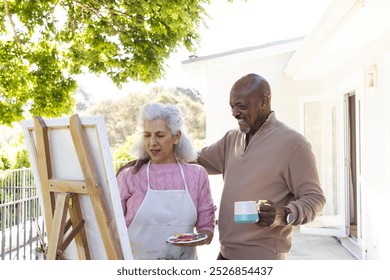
[299, 95, 348, 237]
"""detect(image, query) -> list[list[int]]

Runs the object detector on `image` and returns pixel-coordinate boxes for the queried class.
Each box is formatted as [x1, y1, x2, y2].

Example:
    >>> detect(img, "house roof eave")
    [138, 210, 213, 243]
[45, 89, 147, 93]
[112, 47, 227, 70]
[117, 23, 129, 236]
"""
[284, 0, 361, 80]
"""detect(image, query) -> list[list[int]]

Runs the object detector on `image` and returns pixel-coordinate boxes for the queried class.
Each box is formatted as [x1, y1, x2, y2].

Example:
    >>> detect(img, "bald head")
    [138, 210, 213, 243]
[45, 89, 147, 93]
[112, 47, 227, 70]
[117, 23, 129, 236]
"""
[231, 73, 271, 100]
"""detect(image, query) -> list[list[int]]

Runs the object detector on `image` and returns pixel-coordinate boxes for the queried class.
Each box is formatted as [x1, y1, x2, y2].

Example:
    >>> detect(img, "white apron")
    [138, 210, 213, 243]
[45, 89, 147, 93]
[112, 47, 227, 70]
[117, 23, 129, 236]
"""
[127, 161, 197, 260]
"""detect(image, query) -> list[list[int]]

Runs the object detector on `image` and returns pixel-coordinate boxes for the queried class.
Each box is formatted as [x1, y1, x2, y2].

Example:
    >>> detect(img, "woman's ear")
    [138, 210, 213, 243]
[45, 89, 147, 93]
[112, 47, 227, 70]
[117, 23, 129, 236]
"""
[173, 130, 182, 145]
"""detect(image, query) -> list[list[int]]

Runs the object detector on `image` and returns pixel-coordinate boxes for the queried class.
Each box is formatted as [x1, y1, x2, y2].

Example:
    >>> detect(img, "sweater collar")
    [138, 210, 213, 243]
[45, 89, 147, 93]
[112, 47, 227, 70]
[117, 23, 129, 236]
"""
[239, 111, 276, 153]
[242, 111, 276, 137]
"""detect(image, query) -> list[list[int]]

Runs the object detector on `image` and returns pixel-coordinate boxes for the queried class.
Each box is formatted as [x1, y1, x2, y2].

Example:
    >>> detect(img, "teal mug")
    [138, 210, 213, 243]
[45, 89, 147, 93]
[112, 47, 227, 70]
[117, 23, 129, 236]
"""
[234, 201, 259, 224]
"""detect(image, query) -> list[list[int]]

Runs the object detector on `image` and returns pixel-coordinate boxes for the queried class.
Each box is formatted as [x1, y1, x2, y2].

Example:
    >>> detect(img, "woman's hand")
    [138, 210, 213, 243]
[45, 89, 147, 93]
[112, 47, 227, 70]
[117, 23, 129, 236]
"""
[172, 230, 213, 247]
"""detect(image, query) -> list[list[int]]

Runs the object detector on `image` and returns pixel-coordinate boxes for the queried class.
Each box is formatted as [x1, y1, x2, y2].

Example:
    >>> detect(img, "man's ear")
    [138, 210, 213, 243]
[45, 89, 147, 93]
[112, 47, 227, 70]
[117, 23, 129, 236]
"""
[261, 95, 271, 110]
[173, 130, 182, 145]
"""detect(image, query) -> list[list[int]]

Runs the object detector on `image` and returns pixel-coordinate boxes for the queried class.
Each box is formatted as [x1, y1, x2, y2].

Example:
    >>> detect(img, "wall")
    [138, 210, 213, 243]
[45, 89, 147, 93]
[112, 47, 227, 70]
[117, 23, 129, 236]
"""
[182, 41, 322, 144]
[314, 44, 390, 259]
[361, 51, 390, 260]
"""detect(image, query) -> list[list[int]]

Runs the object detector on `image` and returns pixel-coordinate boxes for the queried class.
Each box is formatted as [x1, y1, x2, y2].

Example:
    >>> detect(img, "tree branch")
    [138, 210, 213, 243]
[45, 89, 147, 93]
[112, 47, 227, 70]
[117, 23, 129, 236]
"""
[73, 0, 101, 18]
[3, 0, 21, 46]
[74, 0, 145, 22]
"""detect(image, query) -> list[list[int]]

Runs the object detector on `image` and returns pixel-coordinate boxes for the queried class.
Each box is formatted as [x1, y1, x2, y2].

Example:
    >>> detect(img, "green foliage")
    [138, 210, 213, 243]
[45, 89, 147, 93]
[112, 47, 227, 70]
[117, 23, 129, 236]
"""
[0, 0, 210, 125]
[0, 130, 31, 170]
[0, 152, 11, 170]
[12, 148, 30, 169]
[113, 135, 135, 162]
[112, 135, 135, 172]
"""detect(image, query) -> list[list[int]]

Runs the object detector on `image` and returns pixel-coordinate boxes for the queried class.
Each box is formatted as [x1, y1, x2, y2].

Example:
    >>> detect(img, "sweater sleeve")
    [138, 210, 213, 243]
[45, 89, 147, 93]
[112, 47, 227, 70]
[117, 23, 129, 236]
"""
[198, 131, 231, 175]
[117, 168, 133, 218]
[194, 167, 217, 233]
[286, 141, 326, 225]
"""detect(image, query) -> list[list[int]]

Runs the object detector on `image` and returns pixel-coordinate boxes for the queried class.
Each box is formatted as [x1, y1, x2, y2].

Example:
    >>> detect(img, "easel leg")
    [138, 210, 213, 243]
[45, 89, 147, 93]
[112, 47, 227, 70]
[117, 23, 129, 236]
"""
[46, 193, 71, 260]
[68, 194, 90, 259]
[70, 114, 123, 259]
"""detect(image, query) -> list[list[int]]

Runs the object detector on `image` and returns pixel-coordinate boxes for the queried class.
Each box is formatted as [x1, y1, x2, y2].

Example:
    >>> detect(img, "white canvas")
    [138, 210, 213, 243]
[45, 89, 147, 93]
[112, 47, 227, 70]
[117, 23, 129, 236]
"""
[21, 115, 132, 260]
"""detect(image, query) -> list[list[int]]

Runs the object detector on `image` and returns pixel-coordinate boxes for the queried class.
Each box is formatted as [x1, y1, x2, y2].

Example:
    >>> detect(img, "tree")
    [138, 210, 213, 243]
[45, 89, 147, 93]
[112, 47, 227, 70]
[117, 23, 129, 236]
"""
[86, 88, 205, 149]
[152, 90, 205, 139]
[0, 152, 11, 170]
[112, 135, 135, 171]
[0, 0, 211, 125]
[12, 148, 30, 169]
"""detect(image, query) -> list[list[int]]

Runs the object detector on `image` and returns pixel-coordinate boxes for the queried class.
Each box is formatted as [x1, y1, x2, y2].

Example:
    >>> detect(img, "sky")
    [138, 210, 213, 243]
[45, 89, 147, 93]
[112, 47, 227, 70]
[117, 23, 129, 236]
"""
[76, 0, 333, 100]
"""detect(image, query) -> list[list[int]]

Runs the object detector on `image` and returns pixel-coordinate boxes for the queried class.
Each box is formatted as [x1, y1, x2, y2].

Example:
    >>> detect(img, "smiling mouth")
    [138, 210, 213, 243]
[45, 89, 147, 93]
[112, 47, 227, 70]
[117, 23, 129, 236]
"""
[150, 149, 160, 156]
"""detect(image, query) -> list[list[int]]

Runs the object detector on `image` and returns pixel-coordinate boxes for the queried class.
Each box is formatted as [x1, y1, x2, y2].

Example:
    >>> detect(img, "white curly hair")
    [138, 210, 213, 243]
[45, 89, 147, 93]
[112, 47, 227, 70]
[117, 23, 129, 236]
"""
[130, 103, 198, 162]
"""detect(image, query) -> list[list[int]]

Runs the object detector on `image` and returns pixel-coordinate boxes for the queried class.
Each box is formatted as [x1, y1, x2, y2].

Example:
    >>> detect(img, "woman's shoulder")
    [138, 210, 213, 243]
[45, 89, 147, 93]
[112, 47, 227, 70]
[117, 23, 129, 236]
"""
[116, 163, 147, 179]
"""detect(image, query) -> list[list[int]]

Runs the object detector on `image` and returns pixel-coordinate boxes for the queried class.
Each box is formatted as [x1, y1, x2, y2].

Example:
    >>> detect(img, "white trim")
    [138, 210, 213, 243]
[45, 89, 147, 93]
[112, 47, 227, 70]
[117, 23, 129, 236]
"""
[284, 0, 361, 78]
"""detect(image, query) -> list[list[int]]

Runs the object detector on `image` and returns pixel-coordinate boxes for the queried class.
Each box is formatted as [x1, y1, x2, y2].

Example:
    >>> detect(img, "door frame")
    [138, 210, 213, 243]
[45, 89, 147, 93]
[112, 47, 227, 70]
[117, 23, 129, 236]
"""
[299, 94, 348, 237]
[299, 85, 366, 259]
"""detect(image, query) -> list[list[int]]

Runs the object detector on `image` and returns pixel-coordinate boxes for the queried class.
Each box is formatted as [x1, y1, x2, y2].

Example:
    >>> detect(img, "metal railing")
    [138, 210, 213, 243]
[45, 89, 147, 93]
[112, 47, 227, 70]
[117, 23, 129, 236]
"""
[0, 161, 129, 260]
[0, 168, 45, 260]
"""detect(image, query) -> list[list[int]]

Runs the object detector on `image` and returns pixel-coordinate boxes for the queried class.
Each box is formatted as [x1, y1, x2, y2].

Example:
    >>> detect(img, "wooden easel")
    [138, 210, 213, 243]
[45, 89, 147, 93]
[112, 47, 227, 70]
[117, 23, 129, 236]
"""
[33, 114, 123, 260]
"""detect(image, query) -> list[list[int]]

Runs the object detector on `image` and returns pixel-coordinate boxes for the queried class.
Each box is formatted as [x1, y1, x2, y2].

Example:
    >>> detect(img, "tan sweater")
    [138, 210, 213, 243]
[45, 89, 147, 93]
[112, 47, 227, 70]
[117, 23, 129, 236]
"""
[198, 112, 325, 259]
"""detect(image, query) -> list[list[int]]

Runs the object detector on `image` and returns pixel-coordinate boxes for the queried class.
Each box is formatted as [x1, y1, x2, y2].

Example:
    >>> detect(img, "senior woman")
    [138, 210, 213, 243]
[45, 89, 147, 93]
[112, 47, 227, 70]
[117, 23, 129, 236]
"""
[117, 103, 216, 260]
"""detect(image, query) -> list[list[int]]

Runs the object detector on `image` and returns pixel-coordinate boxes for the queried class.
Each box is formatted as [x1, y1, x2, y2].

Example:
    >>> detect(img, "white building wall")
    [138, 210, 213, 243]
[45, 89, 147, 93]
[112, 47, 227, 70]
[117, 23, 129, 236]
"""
[182, 43, 322, 145]
[361, 53, 390, 260]
[383, 51, 390, 260]
[309, 48, 390, 259]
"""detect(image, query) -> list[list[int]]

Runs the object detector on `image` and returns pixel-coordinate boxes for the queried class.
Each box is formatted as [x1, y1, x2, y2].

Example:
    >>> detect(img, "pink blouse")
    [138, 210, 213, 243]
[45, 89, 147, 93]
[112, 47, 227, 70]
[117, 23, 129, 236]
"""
[117, 162, 216, 233]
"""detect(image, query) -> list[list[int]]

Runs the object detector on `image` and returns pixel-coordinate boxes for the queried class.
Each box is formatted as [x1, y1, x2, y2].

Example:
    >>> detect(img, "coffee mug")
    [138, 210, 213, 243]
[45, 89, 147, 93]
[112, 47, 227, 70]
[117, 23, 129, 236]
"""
[234, 201, 259, 224]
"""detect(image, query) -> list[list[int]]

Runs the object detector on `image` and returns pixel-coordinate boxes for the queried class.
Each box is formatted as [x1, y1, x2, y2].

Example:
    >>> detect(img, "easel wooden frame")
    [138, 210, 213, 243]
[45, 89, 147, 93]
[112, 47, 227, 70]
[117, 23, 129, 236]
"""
[21, 114, 132, 260]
